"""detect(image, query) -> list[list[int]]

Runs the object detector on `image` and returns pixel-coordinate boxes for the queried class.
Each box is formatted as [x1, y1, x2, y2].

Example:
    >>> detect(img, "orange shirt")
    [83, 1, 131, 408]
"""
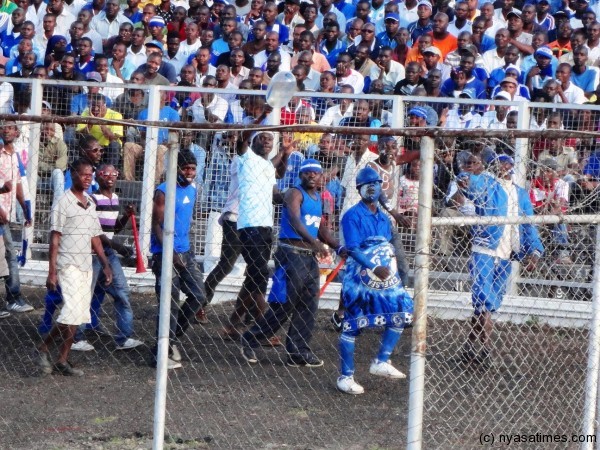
[405, 46, 424, 66]
[431, 33, 458, 59]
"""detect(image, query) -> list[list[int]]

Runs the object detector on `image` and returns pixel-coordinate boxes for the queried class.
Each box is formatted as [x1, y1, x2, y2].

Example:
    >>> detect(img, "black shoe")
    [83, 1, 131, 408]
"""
[330, 312, 343, 332]
[54, 361, 84, 377]
[474, 349, 492, 369]
[459, 342, 477, 364]
[287, 353, 324, 368]
[240, 345, 258, 364]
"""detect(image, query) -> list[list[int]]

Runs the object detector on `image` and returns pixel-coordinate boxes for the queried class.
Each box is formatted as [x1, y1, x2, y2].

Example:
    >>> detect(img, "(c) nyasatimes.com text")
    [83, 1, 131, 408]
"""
[479, 432, 596, 446]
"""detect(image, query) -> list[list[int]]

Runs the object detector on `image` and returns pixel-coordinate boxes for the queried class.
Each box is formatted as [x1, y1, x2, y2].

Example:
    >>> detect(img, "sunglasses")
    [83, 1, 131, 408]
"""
[98, 170, 119, 177]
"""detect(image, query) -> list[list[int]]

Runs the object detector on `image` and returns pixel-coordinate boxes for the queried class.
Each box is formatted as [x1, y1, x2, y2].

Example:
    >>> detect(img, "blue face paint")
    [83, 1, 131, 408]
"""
[360, 182, 382, 203]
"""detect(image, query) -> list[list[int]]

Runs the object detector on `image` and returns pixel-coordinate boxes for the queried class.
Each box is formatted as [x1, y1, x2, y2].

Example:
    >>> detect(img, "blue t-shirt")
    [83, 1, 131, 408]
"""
[150, 182, 196, 254]
[279, 185, 322, 240]
[571, 68, 599, 93]
[341, 201, 392, 251]
[138, 106, 180, 144]
[583, 151, 600, 179]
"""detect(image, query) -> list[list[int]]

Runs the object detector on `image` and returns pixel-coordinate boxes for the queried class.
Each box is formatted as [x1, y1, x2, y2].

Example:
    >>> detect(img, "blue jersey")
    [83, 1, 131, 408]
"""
[150, 182, 196, 254]
[279, 185, 322, 240]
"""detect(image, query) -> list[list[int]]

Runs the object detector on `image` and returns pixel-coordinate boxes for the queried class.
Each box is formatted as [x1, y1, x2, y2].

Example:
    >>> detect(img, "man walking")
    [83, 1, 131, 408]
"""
[150, 150, 206, 370]
[36, 159, 112, 376]
[240, 159, 343, 367]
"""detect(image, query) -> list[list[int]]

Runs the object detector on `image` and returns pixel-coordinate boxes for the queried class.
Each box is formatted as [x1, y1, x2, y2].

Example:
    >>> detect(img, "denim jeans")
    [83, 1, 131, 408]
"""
[3, 223, 22, 304]
[86, 247, 134, 345]
[151, 251, 206, 345]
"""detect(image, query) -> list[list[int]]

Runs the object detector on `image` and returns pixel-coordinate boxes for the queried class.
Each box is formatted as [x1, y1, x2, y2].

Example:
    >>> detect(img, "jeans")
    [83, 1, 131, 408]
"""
[87, 248, 134, 345]
[242, 247, 320, 356]
[204, 219, 242, 303]
[151, 251, 206, 346]
[3, 223, 22, 304]
[38, 248, 135, 345]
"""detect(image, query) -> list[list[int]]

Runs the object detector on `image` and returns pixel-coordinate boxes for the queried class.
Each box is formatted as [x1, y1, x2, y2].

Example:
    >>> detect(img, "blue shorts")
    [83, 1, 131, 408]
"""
[469, 252, 512, 314]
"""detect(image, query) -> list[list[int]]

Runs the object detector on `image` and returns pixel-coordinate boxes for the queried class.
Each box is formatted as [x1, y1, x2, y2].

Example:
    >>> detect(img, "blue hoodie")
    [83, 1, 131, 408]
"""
[466, 171, 544, 260]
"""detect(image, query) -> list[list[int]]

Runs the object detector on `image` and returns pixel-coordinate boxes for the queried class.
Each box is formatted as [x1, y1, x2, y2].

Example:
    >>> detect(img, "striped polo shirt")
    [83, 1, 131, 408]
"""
[92, 192, 120, 239]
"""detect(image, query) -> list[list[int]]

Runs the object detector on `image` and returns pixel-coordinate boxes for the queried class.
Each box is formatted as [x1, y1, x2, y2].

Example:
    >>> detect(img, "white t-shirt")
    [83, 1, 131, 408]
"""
[236, 149, 276, 229]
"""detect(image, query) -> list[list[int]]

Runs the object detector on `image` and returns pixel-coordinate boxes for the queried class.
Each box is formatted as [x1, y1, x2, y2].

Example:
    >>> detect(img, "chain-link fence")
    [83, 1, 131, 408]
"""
[0, 79, 600, 449]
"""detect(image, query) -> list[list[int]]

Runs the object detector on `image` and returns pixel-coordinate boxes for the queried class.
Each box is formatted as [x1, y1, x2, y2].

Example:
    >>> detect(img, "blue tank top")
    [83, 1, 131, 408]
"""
[150, 182, 196, 254]
[279, 185, 322, 240]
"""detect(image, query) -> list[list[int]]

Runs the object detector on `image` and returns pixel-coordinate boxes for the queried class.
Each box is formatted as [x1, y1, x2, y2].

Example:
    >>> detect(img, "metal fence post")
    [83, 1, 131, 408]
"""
[152, 143, 179, 450]
[139, 85, 161, 262]
[506, 102, 532, 296]
[407, 136, 435, 450]
[25, 79, 43, 260]
[584, 225, 600, 449]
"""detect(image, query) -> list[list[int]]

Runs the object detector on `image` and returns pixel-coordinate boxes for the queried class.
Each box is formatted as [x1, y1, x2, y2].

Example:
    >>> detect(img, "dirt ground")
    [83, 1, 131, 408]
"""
[0, 287, 590, 450]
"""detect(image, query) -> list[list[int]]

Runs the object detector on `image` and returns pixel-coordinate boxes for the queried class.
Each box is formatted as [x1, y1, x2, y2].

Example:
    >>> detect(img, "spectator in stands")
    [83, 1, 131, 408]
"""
[319, 84, 354, 126]
[461, 154, 542, 367]
[405, 33, 432, 68]
[392, 27, 410, 65]
[113, 72, 148, 121]
[254, 31, 291, 70]
[395, 62, 426, 95]
[150, 150, 207, 370]
[109, 42, 135, 82]
[554, 63, 587, 104]
[93, 54, 124, 102]
[571, 46, 600, 98]
[408, 0, 433, 43]
[422, 45, 451, 81]
[438, 153, 479, 256]
[123, 91, 179, 182]
[506, 11, 534, 55]
[76, 93, 124, 168]
[530, 158, 572, 264]
[471, 16, 496, 53]
[242, 19, 267, 55]
[36, 158, 111, 376]
[482, 28, 511, 74]
[78, 9, 102, 53]
[188, 75, 228, 124]
[319, 22, 346, 68]
[526, 45, 555, 96]
[127, 28, 147, 68]
[48, 53, 84, 117]
[70, 71, 112, 115]
[397, 160, 421, 229]
[378, 12, 400, 50]
[38, 121, 67, 204]
[369, 45, 405, 93]
[549, 21, 572, 59]
[139, 51, 171, 86]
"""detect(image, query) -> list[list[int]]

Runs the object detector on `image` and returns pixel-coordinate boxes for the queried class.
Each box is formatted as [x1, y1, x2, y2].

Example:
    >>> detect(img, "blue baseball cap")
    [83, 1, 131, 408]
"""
[385, 13, 400, 21]
[299, 158, 323, 173]
[408, 106, 428, 119]
[145, 40, 164, 53]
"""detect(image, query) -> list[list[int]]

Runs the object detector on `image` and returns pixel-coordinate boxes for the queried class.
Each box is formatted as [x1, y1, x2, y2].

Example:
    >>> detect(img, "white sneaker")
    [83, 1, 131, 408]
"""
[167, 358, 182, 370]
[6, 301, 34, 313]
[71, 340, 95, 352]
[337, 376, 364, 395]
[170, 345, 182, 362]
[115, 338, 144, 350]
[369, 359, 406, 379]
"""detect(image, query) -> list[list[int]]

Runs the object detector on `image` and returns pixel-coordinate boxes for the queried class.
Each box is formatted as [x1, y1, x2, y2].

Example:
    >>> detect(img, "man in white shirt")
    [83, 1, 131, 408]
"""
[554, 63, 587, 104]
[26, 0, 47, 28]
[253, 31, 292, 71]
[90, 0, 133, 41]
[127, 28, 147, 69]
[319, 85, 354, 126]
[335, 52, 365, 94]
[188, 75, 229, 123]
[178, 22, 201, 60]
[164, 33, 187, 75]
[47, 0, 76, 37]
[369, 46, 406, 93]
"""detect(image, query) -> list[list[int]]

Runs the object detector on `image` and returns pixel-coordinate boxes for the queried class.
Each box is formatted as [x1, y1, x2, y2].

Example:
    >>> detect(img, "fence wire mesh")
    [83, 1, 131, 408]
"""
[0, 80, 599, 449]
